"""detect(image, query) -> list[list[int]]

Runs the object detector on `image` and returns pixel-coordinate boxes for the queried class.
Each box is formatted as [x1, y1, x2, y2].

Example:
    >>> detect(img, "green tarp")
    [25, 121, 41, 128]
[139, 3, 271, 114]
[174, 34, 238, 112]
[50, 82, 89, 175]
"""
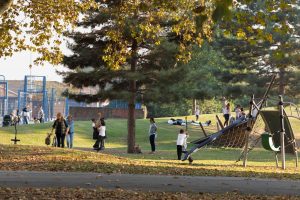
[260, 110, 296, 154]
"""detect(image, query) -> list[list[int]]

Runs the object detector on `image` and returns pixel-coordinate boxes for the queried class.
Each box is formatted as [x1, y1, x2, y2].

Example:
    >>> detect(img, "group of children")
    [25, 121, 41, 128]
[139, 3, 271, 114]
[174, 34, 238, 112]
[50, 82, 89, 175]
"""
[222, 97, 246, 127]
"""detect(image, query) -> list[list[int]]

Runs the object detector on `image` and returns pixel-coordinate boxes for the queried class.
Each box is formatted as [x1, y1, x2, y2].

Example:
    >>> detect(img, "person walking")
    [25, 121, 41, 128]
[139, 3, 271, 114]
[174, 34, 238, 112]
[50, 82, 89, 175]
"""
[195, 106, 200, 121]
[66, 115, 74, 148]
[51, 112, 68, 148]
[149, 118, 157, 154]
[37, 105, 44, 123]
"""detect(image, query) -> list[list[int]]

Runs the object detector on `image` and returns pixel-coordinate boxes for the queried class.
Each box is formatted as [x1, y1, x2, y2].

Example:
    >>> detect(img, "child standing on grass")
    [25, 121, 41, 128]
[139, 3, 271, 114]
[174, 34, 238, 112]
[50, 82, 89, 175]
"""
[149, 118, 157, 154]
[91, 118, 98, 140]
[66, 115, 74, 148]
[177, 129, 193, 164]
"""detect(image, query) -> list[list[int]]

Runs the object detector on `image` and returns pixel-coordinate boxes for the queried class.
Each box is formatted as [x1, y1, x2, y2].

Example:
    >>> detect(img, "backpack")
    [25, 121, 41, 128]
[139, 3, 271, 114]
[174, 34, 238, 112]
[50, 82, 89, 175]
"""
[45, 135, 51, 145]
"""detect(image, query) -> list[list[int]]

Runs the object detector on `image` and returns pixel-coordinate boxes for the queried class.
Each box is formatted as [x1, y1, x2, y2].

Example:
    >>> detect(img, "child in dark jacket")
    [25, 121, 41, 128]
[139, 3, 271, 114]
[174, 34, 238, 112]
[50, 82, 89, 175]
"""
[92, 119, 98, 140]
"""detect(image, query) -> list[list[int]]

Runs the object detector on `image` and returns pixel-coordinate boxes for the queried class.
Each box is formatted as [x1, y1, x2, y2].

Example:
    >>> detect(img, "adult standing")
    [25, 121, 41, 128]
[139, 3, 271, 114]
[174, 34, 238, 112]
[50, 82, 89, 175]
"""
[66, 115, 75, 148]
[52, 112, 68, 148]
[22, 105, 31, 124]
[149, 118, 157, 154]
[37, 105, 44, 123]
[223, 103, 231, 127]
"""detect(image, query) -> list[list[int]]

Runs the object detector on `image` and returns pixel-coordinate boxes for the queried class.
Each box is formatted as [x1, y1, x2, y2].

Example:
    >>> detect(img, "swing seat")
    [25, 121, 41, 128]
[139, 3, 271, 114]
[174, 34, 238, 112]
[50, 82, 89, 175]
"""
[261, 132, 280, 152]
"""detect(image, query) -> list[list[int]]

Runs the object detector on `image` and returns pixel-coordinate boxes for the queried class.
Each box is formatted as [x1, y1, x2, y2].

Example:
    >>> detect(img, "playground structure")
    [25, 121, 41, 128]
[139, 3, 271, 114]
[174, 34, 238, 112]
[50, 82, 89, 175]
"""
[17, 75, 51, 121]
[0, 75, 8, 117]
[1, 75, 144, 124]
[183, 76, 299, 170]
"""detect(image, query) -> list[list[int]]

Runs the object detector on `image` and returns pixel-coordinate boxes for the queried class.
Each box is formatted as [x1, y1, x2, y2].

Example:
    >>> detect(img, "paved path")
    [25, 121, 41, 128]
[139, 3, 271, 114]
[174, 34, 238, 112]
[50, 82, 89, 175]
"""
[0, 171, 300, 195]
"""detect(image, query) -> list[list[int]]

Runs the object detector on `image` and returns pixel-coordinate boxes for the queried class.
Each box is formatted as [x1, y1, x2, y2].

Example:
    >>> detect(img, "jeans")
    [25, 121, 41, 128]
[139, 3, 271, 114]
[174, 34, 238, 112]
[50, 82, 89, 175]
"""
[23, 116, 29, 124]
[149, 134, 156, 152]
[66, 132, 74, 148]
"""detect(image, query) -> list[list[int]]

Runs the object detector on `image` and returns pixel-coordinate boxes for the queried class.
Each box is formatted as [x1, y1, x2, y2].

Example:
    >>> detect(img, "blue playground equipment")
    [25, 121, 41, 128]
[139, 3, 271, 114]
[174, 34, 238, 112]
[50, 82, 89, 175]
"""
[0, 75, 8, 117]
[18, 75, 55, 122]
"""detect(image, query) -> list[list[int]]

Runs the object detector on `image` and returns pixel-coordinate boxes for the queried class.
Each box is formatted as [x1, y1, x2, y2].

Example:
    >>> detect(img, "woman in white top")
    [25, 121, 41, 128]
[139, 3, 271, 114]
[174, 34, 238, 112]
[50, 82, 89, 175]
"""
[149, 118, 157, 153]
[223, 103, 231, 127]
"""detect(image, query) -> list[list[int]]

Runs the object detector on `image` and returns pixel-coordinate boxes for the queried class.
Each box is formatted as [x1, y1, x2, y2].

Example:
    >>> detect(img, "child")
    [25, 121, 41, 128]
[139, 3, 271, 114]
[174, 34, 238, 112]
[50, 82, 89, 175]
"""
[91, 119, 98, 140]
[177, 129, 193, 164]
[93, 119, 106, 151]
[240, 107, 246, 117]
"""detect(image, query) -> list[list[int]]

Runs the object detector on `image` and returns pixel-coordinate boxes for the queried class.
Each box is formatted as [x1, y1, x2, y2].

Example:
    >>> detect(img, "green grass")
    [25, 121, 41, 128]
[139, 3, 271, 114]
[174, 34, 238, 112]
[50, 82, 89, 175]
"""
[0, 114, 300, 170]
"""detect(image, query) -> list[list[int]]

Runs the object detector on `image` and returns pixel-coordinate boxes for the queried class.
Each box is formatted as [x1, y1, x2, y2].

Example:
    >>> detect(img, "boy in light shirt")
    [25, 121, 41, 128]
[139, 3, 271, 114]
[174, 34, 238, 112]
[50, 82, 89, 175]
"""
[176, 129, 193, 164]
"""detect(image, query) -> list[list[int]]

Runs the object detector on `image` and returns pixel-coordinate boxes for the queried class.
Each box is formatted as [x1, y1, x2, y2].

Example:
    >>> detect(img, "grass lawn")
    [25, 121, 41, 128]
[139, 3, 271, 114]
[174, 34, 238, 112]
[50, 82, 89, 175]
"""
[0, 114, 300, 179]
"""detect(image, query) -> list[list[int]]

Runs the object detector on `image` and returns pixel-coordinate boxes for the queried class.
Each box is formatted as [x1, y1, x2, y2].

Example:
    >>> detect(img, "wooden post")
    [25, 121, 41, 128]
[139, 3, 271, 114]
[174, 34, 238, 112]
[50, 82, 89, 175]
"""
[11, 122, 20, 144]
[185, 116, 188, 132]
[243, 127, 251, 167]
[243, 95, 255, 167]
[199, 122, 208, 137]
[216, 115, 224, 129]
[275, 152, 279, 168]
[295, 150, 298, 168]
[279, 95, 286, 170]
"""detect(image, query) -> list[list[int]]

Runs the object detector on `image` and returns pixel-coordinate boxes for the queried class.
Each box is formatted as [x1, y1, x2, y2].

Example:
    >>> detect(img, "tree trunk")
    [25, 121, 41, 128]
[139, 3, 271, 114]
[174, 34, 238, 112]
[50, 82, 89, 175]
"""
[192, 99, 197, 114]
[279, 68, 285, 95]
[127, 39, 138, 153]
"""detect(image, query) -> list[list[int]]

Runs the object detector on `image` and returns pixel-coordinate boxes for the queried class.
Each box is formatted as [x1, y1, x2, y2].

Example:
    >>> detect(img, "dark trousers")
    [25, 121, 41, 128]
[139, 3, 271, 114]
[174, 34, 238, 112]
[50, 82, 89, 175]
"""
[39, 117, 44, 123]
[224, 114, 230, 126]
[56, 134, 65, 148]
[177, 145, 183, 160]
[149, 134, 155, 152]
[93, 136, 105, 150]
[177, 145, 193, 162]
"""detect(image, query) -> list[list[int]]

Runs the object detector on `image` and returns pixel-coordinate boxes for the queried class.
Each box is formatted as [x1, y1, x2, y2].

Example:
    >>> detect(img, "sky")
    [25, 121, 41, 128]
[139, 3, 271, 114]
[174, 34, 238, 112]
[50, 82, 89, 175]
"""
[0, 51, 65, 82]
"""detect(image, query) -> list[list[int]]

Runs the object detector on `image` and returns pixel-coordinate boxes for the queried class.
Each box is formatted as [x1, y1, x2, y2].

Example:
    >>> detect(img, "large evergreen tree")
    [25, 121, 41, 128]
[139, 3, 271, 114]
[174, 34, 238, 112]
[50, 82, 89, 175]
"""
[216, 0, 300, 96]
[61, 0, 233, 153]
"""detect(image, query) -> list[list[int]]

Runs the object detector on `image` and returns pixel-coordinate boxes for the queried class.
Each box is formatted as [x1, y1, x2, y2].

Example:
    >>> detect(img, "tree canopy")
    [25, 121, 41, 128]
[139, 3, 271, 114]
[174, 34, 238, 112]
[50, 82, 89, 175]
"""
[0, 0, 96, 64]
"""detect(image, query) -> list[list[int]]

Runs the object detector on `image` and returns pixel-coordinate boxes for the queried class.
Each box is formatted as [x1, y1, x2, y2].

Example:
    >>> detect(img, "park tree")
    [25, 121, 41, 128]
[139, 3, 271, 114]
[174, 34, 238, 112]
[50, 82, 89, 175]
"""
[216, 0, 300, 96]
[0, 0, 96, 64]
[61, 0, 233, 153]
